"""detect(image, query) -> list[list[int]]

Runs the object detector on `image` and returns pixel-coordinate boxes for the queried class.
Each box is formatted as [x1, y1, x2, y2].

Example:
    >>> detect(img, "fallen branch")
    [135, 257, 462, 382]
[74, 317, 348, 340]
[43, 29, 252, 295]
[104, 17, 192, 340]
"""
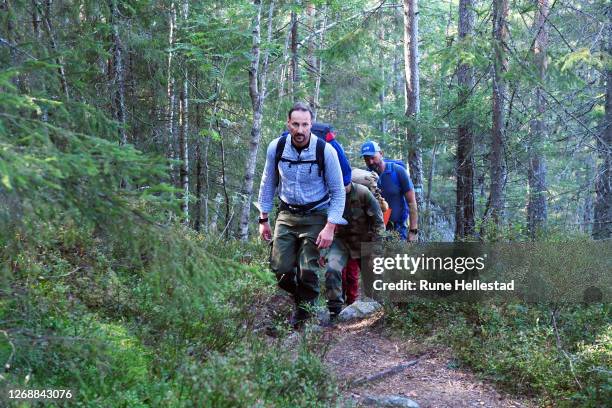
[41, 266, 81, 280]
[550, 308, 583, 390]
[351, 359, 419, 387]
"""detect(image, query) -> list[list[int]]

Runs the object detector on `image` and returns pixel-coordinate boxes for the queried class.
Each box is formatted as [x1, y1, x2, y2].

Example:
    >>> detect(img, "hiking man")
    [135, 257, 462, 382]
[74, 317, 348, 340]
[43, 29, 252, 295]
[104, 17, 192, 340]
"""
[324, 181, 385, 321]
[257, 102, 346, 328]
[361, 141, 419, 242]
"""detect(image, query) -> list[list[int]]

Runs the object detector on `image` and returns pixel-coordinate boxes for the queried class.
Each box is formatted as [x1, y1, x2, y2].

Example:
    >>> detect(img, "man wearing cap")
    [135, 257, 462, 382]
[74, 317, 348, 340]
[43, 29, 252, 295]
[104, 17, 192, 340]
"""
[257, 102, 346, 329]
[360, 141, 419, 242]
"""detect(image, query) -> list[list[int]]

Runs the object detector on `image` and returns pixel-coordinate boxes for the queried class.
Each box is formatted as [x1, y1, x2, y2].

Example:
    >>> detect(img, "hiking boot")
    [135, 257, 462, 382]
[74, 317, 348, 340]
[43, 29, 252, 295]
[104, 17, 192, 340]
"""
[318, 310, 339, 328]
[328, 311, 339, 326]
[290, 306, 311, 330]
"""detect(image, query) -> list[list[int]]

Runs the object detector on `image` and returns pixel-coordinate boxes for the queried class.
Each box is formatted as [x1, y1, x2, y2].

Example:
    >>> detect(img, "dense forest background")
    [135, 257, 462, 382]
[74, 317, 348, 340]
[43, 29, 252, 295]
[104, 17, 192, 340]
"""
[2, 0, 609, 241]
[0, 0, 610, 406]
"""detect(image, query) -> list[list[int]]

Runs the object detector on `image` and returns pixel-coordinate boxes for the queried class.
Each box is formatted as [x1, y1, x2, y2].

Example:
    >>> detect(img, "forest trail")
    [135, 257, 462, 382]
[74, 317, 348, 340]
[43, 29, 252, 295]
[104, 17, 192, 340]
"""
[319, 311, 532, 408]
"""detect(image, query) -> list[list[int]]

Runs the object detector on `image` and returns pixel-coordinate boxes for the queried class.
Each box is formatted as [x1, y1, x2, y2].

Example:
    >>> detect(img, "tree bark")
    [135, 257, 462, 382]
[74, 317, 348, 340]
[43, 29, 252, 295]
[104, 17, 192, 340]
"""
[166, 1, 177, 182]
[239, 0, 275, 241]
[41, 0, 69, 101]
[402, 0, 424, 210]
[278, 24, 291, 98]
[593, 16, 612, 239]
[194, 75, 203, 232]
[108, 0, 128, 146]
[290, 9, 299, 96]
[306, 3, 316, 111]
[220, 135, 230, 238]
[527, 0, 549, 239]
[455, 0, 476, 239]
[312, 4, 327, 120]
[31, 1, 48, 121]
[583, 159, 594, 234]
[178, 0, 189, 222]
[209, 193, 223, 233]
[379, 24, 387, 134]
[488, 0, 508, 226]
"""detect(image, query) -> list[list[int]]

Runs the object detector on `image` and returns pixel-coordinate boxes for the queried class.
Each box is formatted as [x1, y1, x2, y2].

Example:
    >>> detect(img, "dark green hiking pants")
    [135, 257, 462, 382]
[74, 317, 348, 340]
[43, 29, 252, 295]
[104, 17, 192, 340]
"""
[324, 238, 350, 314]
[270, 210, 327, 303]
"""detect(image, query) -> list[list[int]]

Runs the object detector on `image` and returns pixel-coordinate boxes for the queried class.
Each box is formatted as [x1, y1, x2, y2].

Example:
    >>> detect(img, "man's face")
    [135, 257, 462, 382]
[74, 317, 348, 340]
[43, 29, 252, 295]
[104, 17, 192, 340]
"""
[287, 110, 312, 147]
[363, 152, 384, 174]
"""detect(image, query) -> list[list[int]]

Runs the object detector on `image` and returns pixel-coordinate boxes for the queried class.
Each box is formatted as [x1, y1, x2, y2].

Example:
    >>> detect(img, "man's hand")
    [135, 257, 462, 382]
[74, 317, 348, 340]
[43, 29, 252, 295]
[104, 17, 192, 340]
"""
[259, 221, 272, 242]
[315, 222, 336, 249]
[408, 230, 417, 243]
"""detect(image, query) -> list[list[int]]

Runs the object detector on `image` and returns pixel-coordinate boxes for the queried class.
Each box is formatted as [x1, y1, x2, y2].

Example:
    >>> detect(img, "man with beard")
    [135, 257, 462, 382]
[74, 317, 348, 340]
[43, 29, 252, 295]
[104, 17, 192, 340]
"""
[257, 102, 346, 328]
[361, 141, 419, 242]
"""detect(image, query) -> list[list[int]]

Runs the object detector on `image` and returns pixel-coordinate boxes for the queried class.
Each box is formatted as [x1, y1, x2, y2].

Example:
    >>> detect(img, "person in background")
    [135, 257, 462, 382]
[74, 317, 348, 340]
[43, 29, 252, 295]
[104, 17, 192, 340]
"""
[323, 181, 385, 323]
[360, 141, 418, 242]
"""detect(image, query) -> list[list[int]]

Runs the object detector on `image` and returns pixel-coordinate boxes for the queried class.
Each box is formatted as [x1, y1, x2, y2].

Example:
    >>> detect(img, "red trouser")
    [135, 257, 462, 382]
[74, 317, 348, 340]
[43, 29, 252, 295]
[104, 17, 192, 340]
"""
[341, 258, 360, 305]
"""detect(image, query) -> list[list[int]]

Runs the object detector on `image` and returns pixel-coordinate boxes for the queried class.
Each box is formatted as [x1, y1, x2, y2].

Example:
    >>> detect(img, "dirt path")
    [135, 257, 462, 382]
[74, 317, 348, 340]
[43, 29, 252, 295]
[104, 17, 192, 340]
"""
[322, 312, 532, 408]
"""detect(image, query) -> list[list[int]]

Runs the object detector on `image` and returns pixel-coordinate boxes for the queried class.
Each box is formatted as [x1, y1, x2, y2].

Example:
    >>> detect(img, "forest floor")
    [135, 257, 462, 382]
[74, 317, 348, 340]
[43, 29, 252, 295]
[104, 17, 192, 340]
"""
[320, 311, 533, 408]
[261, 291, 536, 408]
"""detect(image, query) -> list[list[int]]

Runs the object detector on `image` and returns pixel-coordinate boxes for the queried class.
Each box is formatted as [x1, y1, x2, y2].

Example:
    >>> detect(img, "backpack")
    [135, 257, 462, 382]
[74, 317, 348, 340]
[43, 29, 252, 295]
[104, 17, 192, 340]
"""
[275, 122, 351, 185]
[352, 168, 389, 213]
[383, 159, 409, 190]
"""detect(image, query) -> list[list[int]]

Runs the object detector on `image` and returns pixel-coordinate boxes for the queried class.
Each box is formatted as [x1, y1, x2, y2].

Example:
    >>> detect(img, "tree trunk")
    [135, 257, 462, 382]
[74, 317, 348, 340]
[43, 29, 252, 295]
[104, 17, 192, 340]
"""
[393, 6, 405, 103]
[42, 0, 69, 101]
[455, 0, 475, 239]
[209, 193, 223, 233]
[427, 140, 438, 211]
[178, 0, 189, 222]
[220, 135, 230, 238]
[379, 25, 387, 134]
[239, 0, 275, 241]
[202, 134, 210, 232]
[527, 0, 549, 239]
[290, 10, 299, 96]
[166, 1, 177, 182]
[109, 0, 128, 146]
[178, 84, 189, 222]
[312, 5, 327, 120]
[402, 0, 424, 210]
[278, 24, 291, 98]
[593, 18, 612, 239]
[488, 0, 508, 226]
[583, 159, 594, 234]
[31, 1, 48, 121]
[193, 140, 202, 231]
[306, 3, 316, 112]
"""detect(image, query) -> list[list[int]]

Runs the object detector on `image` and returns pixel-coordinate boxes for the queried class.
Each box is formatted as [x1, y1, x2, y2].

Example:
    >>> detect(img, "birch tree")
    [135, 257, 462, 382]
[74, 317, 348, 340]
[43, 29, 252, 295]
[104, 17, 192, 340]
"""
[178, 0, 189, 222]
[290, 9, 299, 97]
[166, 1, 177, 179]
[239, 0, 275, 241]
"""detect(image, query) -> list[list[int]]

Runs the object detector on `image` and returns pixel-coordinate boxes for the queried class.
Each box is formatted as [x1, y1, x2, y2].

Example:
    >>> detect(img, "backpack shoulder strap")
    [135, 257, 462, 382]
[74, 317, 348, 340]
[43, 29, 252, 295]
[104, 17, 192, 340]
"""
[388, 162, 401, 187]
[315, 136, 326, 177]
[274, 135, 288, 185]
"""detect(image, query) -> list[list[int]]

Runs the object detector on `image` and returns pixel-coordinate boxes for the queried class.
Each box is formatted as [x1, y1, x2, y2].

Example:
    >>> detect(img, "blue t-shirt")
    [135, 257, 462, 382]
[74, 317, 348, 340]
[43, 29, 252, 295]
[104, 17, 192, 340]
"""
[378, 163, 414, 223]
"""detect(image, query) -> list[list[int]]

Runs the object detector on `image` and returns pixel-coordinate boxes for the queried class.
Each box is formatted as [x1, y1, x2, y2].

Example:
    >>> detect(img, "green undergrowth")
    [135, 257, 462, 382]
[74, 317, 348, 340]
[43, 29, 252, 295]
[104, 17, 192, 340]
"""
[385, 300, 610, 407]
[383, 230, 610, 406]
[0, 222, 338, 407]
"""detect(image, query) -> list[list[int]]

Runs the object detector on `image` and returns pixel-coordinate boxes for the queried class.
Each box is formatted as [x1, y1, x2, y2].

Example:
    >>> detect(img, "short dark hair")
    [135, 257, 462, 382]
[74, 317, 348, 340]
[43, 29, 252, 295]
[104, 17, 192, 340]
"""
[287, 102, 314, 120]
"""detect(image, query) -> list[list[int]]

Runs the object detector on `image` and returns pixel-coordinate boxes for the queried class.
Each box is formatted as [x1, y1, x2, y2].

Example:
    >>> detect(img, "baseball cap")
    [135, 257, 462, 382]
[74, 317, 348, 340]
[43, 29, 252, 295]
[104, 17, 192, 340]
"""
[361, 141, 381, 157]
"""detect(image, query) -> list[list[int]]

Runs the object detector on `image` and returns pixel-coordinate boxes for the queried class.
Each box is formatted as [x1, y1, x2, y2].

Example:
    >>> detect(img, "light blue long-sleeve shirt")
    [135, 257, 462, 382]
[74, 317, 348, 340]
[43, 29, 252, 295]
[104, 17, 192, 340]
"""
[257, 134, 347, 225]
